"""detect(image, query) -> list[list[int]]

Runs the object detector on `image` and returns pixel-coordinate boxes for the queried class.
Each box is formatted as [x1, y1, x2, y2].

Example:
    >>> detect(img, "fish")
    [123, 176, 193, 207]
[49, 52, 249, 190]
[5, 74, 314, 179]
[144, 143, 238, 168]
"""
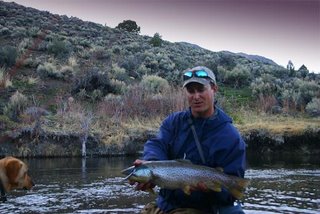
[121, 159, 250, 200]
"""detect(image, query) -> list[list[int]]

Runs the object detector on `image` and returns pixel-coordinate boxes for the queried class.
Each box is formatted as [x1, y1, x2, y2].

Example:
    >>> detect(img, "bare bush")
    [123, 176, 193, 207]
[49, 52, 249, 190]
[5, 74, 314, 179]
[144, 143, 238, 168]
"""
[4, 91, 29, 121]
[97, 84, 187, 122]
[257, 94, 278, 113]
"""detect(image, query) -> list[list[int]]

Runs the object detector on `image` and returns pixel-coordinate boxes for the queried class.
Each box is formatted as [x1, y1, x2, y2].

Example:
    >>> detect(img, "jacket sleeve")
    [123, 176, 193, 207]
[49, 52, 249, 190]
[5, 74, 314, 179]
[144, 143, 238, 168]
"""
[211, 125, 247, 204]
[222, 135, 246, 178]
[143, 114, 175, 161]
[216, 125, 246, 177]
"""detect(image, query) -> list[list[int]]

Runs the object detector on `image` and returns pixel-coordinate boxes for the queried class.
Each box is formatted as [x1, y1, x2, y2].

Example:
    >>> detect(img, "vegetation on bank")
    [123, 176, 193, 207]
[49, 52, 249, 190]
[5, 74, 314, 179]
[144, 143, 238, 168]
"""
[0, 1, 319, 148]
[1, 84, 319, 148]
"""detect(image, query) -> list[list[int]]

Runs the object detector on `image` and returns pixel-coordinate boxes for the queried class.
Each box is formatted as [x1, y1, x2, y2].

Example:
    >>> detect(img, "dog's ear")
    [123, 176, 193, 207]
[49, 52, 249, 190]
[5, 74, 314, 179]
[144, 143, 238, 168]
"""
[5, 160, 22, 183]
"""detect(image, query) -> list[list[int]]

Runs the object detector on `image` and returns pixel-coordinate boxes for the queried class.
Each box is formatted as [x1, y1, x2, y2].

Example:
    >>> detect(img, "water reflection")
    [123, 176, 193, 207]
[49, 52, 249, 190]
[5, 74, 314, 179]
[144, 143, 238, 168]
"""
[0, 156, 319, 214]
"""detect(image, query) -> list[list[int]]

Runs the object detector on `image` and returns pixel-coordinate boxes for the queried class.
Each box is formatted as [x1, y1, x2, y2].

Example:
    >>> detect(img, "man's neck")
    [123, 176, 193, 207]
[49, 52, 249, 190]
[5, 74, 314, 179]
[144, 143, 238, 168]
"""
[192, 106, 215, 119]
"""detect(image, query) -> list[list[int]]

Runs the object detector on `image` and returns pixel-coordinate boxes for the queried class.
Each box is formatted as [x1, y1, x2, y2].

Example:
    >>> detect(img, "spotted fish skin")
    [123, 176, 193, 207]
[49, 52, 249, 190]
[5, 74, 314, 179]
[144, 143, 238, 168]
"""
[122, 159, 250, 199]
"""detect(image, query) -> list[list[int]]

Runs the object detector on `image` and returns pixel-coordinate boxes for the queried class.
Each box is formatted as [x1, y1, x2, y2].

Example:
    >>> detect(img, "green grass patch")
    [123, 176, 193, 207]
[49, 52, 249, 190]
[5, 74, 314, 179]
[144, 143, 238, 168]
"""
[219, 86, 253, 105]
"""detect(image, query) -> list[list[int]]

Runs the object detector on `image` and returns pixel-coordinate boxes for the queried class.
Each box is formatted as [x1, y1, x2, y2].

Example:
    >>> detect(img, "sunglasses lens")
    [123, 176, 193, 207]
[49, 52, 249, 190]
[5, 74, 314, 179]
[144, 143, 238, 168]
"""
[184, 71, 193, 77]
[183, 71, 193, 81]
[194, 70, 208, 77]
[183, 70, 210, 82]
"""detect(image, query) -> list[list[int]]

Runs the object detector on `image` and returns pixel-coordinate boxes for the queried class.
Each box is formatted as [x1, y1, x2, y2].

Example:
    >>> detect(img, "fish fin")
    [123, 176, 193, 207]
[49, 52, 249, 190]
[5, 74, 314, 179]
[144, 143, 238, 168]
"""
[175, 159, 192, 164]
[229, 178, 250, 200]
[183, 185, 192, 195]
[146, 187, 156, 195]
[207, 182, 222, 192]
[229, 188, 244, 200]
[215, 167, 224, 172]
[237, 178, 250, 189]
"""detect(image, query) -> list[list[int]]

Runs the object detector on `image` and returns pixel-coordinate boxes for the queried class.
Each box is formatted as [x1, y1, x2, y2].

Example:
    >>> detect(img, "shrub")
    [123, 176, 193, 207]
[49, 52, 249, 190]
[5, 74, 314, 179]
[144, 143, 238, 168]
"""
[136, 64, 151, 77]
[27, 76, 40, 86]
[0, 45, 17, 67]
[71, 68, 114, 99]
[90, 45, 111, 60]
[47, 38, 72, 58]
[306, 98, 320, 117]
[109, 79, 127, 95]
[37, 62, 59, 78]
[27, 26, 40, 37]
[17, 38, 32, 53]
[60, 65, 74, 79]
[250, 74, 279, 97]
[0, 67, 12, 89]
[4, 91, 29, 121]
[140, 75, 169, 94]
[0, 27, 10, 35]
[68, 56, 78, 68]
[224, 65, 251, 88]
[110, 64, 129, 82]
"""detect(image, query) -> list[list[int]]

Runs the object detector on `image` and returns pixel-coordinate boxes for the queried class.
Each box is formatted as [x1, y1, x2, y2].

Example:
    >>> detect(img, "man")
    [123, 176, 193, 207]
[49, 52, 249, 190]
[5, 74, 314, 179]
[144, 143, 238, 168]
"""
[133, 66, 246, 214]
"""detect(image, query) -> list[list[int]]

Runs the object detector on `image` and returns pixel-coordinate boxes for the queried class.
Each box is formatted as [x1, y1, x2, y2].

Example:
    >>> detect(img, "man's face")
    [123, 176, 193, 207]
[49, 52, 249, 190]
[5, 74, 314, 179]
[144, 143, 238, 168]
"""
[185, 82, 217, 118]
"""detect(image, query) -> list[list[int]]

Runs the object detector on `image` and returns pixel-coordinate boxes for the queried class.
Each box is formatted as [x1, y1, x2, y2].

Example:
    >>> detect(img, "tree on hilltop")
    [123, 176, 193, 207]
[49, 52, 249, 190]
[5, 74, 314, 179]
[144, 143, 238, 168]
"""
[287, 60, 296, 77]
[116, 20, 140, 34]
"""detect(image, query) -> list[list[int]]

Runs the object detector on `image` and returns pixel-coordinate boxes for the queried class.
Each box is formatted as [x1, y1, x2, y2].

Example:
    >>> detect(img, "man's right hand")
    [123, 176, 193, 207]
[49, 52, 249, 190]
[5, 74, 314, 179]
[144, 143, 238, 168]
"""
[129, 159, 156, 192]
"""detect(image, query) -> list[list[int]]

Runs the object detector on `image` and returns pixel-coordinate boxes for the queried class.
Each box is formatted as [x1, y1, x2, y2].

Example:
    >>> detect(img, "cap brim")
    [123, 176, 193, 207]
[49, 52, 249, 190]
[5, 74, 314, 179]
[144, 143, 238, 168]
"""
[183, 77, 211, 87]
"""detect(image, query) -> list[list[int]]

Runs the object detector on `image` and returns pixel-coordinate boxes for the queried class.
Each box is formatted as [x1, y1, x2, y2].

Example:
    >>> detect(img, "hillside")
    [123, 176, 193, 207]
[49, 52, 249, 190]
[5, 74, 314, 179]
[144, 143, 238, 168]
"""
[0, 1, 319, 157]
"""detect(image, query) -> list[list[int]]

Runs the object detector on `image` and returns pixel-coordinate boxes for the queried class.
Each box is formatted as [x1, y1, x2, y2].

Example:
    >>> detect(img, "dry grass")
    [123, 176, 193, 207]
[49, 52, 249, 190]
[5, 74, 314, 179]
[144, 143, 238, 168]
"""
[20, 85, 319, 145]
[236, 111, 320, 135]
[39, 97, 320, 145]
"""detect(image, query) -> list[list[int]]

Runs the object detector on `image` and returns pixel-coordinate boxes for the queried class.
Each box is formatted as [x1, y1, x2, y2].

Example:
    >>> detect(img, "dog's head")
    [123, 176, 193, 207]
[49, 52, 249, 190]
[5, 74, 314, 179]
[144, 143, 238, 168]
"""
[4, 157, 34, 191]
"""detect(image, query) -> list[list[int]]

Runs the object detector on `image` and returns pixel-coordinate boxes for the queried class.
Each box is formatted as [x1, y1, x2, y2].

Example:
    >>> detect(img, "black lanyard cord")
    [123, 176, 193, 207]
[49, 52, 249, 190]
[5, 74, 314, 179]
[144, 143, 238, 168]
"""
[188, 118, 206, 164]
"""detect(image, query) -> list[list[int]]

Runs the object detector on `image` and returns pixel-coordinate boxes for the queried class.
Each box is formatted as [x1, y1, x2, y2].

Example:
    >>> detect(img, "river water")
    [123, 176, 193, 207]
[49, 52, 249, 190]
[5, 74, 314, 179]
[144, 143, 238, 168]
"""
[0, 155, 319, 214]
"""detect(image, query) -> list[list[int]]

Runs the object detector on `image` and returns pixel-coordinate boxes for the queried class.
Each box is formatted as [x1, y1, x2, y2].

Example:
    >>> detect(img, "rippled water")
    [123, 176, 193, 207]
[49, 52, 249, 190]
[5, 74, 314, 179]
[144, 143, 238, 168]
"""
[0, 157, 319, 214]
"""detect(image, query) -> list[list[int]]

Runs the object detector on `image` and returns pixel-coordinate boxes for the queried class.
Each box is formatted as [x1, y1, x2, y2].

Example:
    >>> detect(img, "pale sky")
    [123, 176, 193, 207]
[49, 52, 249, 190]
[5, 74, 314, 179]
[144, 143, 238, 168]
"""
[3, 0, 320, 73]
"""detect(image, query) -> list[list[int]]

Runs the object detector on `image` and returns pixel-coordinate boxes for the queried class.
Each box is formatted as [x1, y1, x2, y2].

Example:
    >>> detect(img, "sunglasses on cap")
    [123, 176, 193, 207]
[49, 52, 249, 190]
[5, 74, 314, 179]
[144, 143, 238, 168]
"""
[183, 70, 210, 81]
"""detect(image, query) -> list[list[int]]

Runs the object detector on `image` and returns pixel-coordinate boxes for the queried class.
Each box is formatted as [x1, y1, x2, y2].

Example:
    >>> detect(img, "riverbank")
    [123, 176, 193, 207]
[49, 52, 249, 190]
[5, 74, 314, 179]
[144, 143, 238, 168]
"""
[1, 114, 319, 158]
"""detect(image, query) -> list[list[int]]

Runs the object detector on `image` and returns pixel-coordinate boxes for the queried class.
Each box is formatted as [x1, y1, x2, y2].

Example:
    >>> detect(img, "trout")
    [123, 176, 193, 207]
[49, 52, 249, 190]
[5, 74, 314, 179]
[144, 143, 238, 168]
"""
[122, 159, 250, 200]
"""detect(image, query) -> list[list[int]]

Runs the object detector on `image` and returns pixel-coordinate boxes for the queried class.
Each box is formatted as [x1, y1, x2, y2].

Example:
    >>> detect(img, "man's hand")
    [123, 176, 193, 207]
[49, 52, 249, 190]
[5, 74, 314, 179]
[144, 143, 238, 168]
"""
[196, 181, 209, 192]
[189, 181, 209, 192]
[129, 159, 156, 192]
[133, 159, 144, 167]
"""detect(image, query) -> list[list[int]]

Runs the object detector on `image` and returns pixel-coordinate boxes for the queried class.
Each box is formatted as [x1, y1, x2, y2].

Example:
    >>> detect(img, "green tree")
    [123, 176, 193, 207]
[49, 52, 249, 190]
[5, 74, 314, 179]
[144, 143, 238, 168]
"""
[150, 33, 163, 47]
[224, 65, 251, 88]
[116, 20, 140, 34]
[297, 64, 309, 79]
[287, 60, 296, 77]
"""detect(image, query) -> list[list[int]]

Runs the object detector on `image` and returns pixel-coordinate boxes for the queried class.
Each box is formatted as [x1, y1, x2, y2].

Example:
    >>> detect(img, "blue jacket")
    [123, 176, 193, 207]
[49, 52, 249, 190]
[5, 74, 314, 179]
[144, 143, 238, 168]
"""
[143, 107, 246, 213]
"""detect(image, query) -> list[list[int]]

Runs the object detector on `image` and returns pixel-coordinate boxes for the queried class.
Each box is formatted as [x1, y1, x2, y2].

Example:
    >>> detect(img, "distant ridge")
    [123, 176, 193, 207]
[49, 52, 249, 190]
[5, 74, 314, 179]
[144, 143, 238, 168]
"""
[175, 44, 279, 66]
[175, 42, 204, 50]
[237, 52, 277, 65]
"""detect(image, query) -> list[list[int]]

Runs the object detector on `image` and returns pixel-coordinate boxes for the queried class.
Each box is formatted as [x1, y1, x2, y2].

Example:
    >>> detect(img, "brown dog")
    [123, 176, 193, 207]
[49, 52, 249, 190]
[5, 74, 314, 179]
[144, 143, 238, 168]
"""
[0, 156, 34, 202]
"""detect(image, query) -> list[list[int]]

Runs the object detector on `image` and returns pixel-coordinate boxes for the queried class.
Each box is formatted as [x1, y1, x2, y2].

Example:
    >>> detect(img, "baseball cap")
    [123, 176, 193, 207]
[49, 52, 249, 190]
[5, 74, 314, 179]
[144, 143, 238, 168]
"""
[182, 66, 217, 87]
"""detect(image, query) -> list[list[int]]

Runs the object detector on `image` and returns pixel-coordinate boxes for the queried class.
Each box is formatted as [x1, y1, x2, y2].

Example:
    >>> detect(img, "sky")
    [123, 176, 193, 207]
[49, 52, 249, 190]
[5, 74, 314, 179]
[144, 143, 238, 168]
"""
[3, 0, 320, 73]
